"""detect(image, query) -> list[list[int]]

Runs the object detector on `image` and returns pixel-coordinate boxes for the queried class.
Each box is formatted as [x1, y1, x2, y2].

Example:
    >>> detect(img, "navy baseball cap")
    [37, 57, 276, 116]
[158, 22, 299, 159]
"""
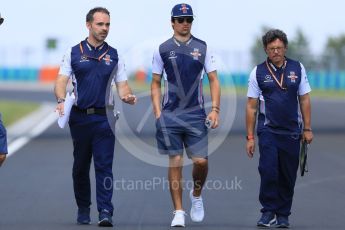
[171, 3, 194, 18]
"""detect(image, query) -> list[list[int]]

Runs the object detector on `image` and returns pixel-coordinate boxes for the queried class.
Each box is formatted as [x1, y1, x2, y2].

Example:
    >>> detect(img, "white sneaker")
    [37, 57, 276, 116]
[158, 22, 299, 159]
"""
[171, 210, 185, 227]
[190, 190, 204, 222]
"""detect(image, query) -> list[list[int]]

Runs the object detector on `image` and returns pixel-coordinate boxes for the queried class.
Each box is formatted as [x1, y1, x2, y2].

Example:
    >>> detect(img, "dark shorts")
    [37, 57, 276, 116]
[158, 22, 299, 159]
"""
[0, 118, 8, 154]
[155, 111, 208, 158]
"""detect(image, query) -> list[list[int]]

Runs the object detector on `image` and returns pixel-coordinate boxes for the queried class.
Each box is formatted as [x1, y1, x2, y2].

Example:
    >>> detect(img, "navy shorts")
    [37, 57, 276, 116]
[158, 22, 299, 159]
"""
[155, 112, 208, 158]
[0, 118, 8, 154]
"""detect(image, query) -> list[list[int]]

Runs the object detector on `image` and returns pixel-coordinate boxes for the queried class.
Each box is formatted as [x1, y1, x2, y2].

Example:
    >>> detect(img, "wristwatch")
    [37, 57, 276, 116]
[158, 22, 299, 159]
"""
[57, 98, 65, 104]
[303, 128, 312, 132]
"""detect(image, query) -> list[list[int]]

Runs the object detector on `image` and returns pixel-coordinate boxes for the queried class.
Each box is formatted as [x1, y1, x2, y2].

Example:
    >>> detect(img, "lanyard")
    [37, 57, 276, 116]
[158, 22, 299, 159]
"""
[265, 59, 287, 90]
[79, 42, 109, 61]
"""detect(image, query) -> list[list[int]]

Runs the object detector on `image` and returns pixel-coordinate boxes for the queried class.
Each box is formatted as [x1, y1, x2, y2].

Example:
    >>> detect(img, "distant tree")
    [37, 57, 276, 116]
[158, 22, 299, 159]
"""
[250, 26, 270, 66]
[286, 29, 316, 70]
[320, 34, 345, 71]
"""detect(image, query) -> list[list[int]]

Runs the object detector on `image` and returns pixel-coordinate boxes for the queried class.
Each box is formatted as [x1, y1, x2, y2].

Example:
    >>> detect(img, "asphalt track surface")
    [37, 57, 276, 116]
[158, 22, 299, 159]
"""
[0, 88, 345, 230]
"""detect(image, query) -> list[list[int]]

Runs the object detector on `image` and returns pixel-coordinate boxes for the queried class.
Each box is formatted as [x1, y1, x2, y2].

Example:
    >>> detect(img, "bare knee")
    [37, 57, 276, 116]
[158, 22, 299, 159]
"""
[169, 155, 183, 168]
[193, 158, 208, 168]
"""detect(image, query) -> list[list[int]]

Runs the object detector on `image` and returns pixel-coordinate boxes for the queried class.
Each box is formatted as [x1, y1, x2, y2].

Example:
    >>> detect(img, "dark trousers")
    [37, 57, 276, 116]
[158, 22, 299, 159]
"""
[258, 131, 300, 216]
[69, 111, 115, 215]
[0, 116, 8, 154]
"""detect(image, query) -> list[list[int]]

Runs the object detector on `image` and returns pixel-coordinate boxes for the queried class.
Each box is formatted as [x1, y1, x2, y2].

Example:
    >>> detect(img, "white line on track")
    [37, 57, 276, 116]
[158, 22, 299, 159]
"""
[7, 111, 57, 157]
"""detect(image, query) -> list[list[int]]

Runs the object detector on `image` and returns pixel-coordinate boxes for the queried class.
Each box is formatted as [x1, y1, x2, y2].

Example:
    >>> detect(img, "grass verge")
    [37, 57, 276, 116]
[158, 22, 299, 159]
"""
[0, 100, 40, 126]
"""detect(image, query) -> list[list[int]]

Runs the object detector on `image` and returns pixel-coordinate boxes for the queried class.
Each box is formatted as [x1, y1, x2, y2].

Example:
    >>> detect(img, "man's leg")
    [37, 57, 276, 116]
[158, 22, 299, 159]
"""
[0, 120, 8, 167]
[188, 157, 208, 222]
[168, 155, 186, 227]
[71, 132, 93, 210]
[258, 132, 280, 213]
[276, 134, 300, 218]
[182, 114, 209, 222]
[156, 112, 186, 226]
[257, 131, 279, 227]
[168, 155, 184, 211]
[92, 121, 115, 227]
[0, 154, 6, 167]
[191, 157, 208, 197]
[69, 118, 93, 210]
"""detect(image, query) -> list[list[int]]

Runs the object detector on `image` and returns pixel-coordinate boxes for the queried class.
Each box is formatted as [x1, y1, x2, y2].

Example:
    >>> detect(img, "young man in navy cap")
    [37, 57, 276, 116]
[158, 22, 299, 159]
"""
[246, 29, 313, 228]
[54, 7, 136, 227]
[0, 14, 7, 167]
[151, 3, 220, 227]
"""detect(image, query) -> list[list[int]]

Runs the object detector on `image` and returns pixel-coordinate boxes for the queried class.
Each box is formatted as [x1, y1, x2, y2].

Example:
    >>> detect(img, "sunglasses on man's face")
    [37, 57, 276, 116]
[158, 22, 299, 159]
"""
[175, 17, 194, 24]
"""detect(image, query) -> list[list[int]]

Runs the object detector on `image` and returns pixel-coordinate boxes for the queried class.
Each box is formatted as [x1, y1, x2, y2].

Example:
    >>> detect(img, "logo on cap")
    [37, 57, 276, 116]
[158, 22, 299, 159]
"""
[180, 4, 189, 13]
[171, 3, 193, 17]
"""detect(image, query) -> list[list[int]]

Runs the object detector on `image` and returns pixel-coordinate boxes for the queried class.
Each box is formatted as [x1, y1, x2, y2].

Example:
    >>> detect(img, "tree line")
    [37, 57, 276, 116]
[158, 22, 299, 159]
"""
[251, 27, 345, 71]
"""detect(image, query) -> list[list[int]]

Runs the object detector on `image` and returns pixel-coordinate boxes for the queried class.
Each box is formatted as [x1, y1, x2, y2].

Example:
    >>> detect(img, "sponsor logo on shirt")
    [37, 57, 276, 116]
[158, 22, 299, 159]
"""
[191, 48, 201, 60]
[288, 71, 298, 83]
[103, 54, 112, 65]
[169, 51, 177, 59]
[264, 75, 273, 83]
[80, 55, 90, 63]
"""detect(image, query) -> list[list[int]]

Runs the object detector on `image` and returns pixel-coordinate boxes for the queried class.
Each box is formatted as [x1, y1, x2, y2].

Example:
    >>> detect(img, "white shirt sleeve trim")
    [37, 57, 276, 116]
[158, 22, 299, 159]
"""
[247, 66, 261, 98]
[152, 47, 164, 75]
[114, 57, 128, 83]
[204, 48, 217, 73]
[58, 47, 72, 78]
[298, 63, 312, 95]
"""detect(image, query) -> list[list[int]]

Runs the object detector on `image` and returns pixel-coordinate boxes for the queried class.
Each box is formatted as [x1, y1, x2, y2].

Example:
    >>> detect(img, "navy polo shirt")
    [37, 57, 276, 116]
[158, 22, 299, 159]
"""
[247, 58, 311, 135]
[152, 36, 216, 114]
[59, 39, 127, 109]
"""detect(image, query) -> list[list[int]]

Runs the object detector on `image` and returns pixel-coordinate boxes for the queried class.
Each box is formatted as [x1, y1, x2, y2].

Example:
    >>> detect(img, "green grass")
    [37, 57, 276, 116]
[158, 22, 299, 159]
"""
[129, 81, 345, 99]
[0, 100, 40, 126]
[310, 89, 345, 99]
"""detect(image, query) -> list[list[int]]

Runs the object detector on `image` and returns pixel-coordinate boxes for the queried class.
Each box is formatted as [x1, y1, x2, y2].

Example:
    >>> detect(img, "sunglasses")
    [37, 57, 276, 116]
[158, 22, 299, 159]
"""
[175, 17, 194, 24]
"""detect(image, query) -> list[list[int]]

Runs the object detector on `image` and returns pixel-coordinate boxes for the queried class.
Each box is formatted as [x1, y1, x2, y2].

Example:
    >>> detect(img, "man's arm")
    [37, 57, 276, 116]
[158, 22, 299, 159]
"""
[207, 70, 220, 129]
[115, 80, 137, 105]
[299, 93, 313, 144]
[54, 75, 69, 116]
[151, 74, 162, 119]
[0, 154, 6, 167]
[246, 97, 258, 158]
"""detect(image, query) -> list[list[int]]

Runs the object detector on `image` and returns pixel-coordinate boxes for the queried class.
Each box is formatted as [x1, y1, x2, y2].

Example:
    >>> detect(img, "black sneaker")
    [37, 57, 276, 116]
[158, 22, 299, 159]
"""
[276, 215, 289, 228]
[77, 207, 91, 225]
[98, 209, 113, 227]
[257, 211, 276, 228]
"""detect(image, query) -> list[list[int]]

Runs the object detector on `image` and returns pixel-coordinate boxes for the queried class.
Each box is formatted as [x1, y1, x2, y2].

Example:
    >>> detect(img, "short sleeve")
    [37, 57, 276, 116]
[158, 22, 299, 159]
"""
[58, 48, 73, 77]
[204, 49, 217, 73]
[152, 47, 164, 75]
[298, 63, 312, 95]
[247, 66, 261, 98]
[114, 57, 128, 83]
